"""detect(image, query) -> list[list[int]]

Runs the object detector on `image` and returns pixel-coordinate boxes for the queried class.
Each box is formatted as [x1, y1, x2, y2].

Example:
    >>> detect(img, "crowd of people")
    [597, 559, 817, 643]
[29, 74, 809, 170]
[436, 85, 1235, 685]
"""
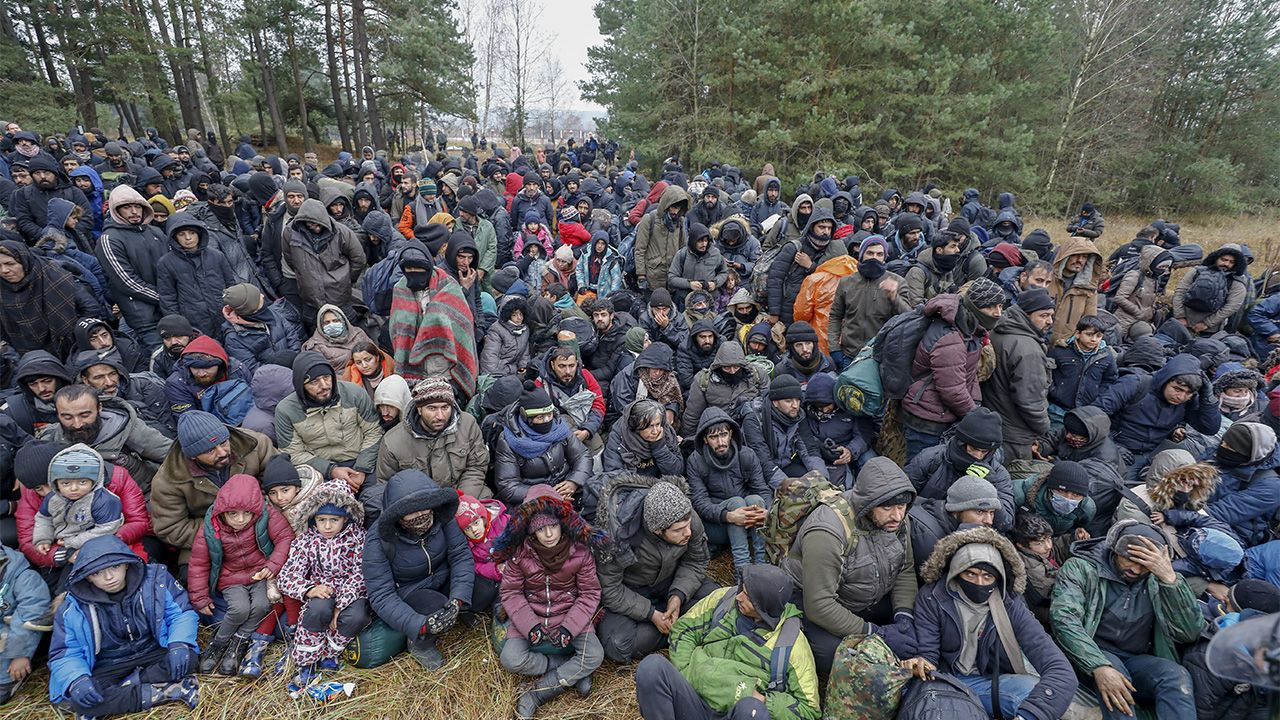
[0, 119, 1278, 720]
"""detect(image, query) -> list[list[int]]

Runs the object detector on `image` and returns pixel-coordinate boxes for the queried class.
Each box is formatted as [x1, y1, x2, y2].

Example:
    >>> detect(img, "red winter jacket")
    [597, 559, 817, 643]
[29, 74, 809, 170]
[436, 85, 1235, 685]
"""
[188, 473, 295, 610]
[499, 539, 600, 638]
[558, 221, 591, 247]
[900, 293, 987, 426]
[628, 181, 669, 227]
[17, 463, 151, 566]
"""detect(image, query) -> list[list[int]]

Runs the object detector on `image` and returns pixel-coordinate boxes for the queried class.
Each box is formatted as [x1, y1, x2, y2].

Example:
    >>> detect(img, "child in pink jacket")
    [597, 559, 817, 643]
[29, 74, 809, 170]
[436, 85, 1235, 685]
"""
[455, 492, 510, 613]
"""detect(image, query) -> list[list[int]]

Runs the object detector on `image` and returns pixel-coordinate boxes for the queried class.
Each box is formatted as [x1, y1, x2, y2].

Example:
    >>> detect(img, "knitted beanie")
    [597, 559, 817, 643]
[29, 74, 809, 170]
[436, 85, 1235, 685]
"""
[176, 410, 230, 458]
[769, 374, 803, 401]
[259, 454, 302, 491]
[222, 283, 264, 316]
[944, 476, 1001, 513]
[625, 327, 648, 354]
[518, 380, 554, 417]
[954, 407, 1004, 449]
[643, 481, 693, 534]
[1046, 460, 1092, 496]
[964, 277, 1006, 309]
[785, 321, 819, 345]
[1018, 288, 1056, 314]
[48, 444, 102, 485]
[15, 439, 67, 489]
[1230, 578, 1280, 613]
[412, 376, 455, 407]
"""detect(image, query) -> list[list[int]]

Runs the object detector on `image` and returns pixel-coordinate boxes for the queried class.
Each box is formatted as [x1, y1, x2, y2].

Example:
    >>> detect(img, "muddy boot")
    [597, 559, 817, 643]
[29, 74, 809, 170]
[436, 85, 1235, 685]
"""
[406, 635, 444, 670]
[239, 632, 272, 678]
[218, 635, 249, 676]
[199, 635, 230, 674]
[515, 673, 569, 719]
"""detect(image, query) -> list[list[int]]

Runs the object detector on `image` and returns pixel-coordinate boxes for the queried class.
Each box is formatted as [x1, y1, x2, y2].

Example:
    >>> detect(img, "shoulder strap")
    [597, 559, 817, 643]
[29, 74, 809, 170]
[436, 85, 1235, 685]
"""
[1116, 483, 1151, 515]
[987, 587, 1027, 675]
[767, 616, 802, 691]
[709, 588, 738, 628]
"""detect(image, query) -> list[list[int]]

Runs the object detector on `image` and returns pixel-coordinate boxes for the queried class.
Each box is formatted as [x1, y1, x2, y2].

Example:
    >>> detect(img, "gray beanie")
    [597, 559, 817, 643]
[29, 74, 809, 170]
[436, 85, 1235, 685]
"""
[944, 475, 1001, 513]
[643, 481, 693, 534]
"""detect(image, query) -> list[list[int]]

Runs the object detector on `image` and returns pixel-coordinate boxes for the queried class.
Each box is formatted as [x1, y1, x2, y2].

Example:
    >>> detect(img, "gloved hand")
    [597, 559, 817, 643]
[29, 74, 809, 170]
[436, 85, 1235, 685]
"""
[528, 625, 546, 646]
[52, 547, 69, 567]
[638, 276, 650, 292]
[423, 600, 460, 635]
[550, 625, 573, 649]
[68, 676, 104, 707]
[168, 643, 196, 678]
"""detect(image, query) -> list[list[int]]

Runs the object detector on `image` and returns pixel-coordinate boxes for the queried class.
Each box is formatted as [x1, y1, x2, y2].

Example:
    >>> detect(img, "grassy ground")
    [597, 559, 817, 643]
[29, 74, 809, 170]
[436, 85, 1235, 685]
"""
[5, 211, 1277, 719]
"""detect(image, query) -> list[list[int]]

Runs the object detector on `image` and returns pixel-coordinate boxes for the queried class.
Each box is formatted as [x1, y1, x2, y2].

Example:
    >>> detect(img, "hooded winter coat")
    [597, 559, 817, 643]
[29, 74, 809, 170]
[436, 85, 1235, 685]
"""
[633, 185, 690, 289]
[492, 407, 592, 507]
[2, 349, 74, 433]
[906, 439, 1016, 531]
[1050, 521, 1205, 674]
[300, 303, 373, 374]
[685, 408, 770, 522]
[900, 294, 986, 430]
[667, 227, 729, 305]
[749, 176, 787, 232]
[1208, 423, 1280, 547]
[363, 470, 475, 635]
[187, 473, 295, 609]
[274, 354, 384, 477]
[286, 198, 368, 311]
[479, 295, 531, 377]
[902, 240, 987, 309]
[148, 425, 277, 561]
[162, 335, 251, 418]
[766, 208, 848, 325]
[1055, 406, 1128, 536]
[240, 364, 294, 442]
[602, 400, 686, 477]
[156, 215, 236, 337]
[222, 300, 304, 378]
[37, 396, 173, 493]
[712, 215, 761, 277]
[914, 528, 1077, 720]
[9, 152, 94, 242]
[184, 201, 264, 290]
[1048, 236, 1104, 345]
[983, 303, 1052, 456]
[1112, 244, 1167, 335]
[1096, 353, 1222, 455]
[827, 264, 910, 357]
[1173, 244, 1250, 334]
[0, 544, 47, 671]
[792, 254, 859, 357]
[781, 458, 918, 638]
[374, 400, 490, 500]
[49, 536, 198, 704]
[675, 317, 720, 391]
[576, 231, 625, 298]
[95, 186, 167, 327]
[680, 341, 767, 436]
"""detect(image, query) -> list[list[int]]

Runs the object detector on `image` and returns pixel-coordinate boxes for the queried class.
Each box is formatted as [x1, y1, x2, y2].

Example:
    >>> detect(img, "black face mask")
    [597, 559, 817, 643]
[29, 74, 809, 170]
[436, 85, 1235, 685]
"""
[956, 577, 995, 604]
[1217, 445, 1251, 467]
[1172, 490, 1191, 507]
[734, 308, 756, 323]
[858, 259, 886, 280]
[210, 203, 236, 227]
[404, 269, 431, 291]
[933, 251, 959, 272]
[528, 419, 553, 434]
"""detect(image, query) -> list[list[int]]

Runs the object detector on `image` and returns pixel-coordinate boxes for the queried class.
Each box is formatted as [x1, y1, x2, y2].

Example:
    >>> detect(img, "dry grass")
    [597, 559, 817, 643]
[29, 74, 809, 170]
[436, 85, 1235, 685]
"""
[6, 211, 1277, 719]
[3, 557, 734, 720]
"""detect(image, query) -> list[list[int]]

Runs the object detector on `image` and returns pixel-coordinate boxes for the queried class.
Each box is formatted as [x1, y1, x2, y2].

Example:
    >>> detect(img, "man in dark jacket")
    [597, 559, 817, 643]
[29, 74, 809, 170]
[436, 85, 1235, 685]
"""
[766, 206, 847, 327]
[220, 283, 303, 378]
[782, 457, 918, 673]
[1056, 406, 1127, 537]
[258, 178, 307, 300]
[685, 408, 770, 572]
[674, 318, 720, 393]
[71, 350, 173, 434]
[774, 320, 835, 388]
[749, 176, 785, 233]
[638, 288, 688, 352]
[907, 475, 1001, 575]
[959, 188, 984, 226]
[1050, 521, 1203, 720]
[9, 152, 94, 243]
[584, 299, 636, 390]
[185, 185, 265, 290]
[362, 470, 474, 670]
[286, 198, 367, 320]
[96, 185, 168, 348]
[1, 350, 74, 434]
[162, 335, 250, 419]
[905, 407, 1016, 531]
[1096, 353, 1221, 482]
[597, 478, 716, 663]
[606, 343, 681, 427]
[1068, 202, 1105, 239]
[741, 375, 826, 489]
[492, 381, 592, 507]
[1172, 243, 1250, 336]
[983, 288, 1056, 460]
[799, 373, 871, 489]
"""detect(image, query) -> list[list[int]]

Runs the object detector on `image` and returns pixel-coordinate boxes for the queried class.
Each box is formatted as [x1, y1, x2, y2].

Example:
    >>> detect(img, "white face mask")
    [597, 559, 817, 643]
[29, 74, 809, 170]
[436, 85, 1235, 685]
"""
[321, 322, 345, 338]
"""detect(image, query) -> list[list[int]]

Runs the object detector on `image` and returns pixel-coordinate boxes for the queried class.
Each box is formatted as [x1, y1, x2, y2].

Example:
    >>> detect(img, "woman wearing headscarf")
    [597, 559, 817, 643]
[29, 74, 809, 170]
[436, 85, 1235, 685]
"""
[0, 240, 98, 357]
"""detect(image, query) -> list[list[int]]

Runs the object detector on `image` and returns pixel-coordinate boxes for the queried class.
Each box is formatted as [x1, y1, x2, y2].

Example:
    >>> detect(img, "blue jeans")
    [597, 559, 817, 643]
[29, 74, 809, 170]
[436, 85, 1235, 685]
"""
[1095, 649, 1195, 720]
[904, 425, 942, 461]
[955, 673, 1039, 719]
[703, 496, 766, 569]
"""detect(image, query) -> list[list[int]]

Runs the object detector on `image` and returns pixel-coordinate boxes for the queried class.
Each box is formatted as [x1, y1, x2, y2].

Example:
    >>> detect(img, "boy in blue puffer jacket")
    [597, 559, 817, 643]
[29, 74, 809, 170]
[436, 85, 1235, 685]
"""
[49, 535, 199, 717]
[1048, 315, 1118, 429]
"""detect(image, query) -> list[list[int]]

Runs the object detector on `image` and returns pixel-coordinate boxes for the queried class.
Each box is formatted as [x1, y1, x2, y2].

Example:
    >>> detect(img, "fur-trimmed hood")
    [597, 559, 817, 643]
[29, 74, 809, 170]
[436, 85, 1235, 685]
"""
[919, 526, 1027, 595]
[292, 478, 365, 527]
[491, 483, 611, 563]
[1145, 449, 1219, 511]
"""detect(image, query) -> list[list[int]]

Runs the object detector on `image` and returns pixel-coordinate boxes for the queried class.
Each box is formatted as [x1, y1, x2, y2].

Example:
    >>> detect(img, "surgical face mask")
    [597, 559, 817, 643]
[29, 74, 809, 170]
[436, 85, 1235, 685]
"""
[1050, 493, 1081, 515]
[321, 322, 345, 338]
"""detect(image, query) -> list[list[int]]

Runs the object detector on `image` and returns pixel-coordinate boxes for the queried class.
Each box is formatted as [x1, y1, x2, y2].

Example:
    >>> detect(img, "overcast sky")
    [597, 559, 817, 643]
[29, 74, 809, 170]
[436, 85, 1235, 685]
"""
[545, 0, 604, 111]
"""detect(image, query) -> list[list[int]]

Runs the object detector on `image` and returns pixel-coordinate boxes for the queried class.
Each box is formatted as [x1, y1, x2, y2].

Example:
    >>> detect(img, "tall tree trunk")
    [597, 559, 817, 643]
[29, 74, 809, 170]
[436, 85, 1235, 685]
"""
[123, 0, 179, 140]
[191, 0, 231, 159]
[336, 0, 360, 149]
[350, 0, 371, 148]
[323, 0, 351, 150]
[284, 20, 313, 154]
[148, 0, 196, 131]
[26, 4, 60, 87]
[252, 28, 290, 153]
[170, 0, 204, 129]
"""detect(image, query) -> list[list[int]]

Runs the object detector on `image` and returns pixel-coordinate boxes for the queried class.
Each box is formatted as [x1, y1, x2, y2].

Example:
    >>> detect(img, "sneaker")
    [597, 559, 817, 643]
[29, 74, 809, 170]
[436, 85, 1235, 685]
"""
[316, 657, 340, 672]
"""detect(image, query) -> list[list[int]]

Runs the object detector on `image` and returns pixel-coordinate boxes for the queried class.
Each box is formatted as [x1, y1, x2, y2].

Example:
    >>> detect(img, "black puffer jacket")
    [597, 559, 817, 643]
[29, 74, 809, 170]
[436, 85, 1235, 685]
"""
[185, 201, 266, 290]
[155, 215, 236, 338]
[685, 408, 770, 523]
[492, 408, 592, 507]
[586, 312, 636, 388]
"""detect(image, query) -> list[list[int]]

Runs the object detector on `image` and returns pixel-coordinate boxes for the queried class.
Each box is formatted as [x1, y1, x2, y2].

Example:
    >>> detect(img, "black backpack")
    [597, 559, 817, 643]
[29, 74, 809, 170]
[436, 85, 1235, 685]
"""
[897, 672, 988, 720]
[1184, 267, 1229, 313]
[975, 205, 999, 230]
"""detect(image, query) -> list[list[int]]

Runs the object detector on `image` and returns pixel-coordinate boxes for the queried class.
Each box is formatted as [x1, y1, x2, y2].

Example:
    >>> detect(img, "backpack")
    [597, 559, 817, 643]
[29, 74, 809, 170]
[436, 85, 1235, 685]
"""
[749, 237, 800, 307]
[975, 205, 999, 230]
[761, 471, 859, 565]
[871, 305, 933, 399]
[200, 377, 253, 426]
[834, 343, 885, 418]
[1184, 267, 1229, 313]
[345, 617, 406, 668]
[360, 246, 407, 316]
[897, 672, 988, 720]
[824, 634, 911, 720]
[707, 589, 802, 694]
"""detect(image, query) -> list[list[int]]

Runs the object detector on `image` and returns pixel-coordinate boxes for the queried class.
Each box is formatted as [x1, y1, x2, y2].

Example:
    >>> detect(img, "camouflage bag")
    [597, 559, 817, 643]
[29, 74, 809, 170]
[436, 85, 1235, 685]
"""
[761, 471, 858, 565]
[823, 634, 911, 720]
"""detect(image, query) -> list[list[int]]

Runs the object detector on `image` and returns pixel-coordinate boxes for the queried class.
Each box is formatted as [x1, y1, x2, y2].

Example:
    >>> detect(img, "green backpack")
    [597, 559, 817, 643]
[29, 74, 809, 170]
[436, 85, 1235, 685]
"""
[824, 634, 912, 720]
[344, 617, 405, 668]
[761, 471, 859, 565]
